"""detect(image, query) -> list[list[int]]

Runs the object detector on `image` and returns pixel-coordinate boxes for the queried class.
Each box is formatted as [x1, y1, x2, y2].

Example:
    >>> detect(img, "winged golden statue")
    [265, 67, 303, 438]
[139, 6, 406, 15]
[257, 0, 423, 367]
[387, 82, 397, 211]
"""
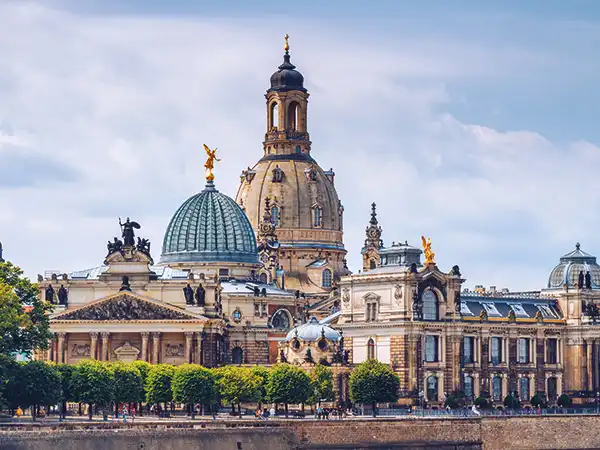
[203, 144, 221, 182]
[421, 236, 435, 265]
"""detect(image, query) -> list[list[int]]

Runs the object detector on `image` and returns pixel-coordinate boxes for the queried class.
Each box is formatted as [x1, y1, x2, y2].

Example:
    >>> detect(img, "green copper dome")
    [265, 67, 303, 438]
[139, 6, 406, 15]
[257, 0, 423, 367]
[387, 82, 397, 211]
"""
[160, 181, 259, 265]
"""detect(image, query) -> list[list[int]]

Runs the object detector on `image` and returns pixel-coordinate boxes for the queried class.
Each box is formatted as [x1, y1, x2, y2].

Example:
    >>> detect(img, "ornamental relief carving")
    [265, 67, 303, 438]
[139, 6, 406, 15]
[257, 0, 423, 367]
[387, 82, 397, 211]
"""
[165, 344, 185, 357]
[57, 295, 193, 321]
[71, 344, 90, 357]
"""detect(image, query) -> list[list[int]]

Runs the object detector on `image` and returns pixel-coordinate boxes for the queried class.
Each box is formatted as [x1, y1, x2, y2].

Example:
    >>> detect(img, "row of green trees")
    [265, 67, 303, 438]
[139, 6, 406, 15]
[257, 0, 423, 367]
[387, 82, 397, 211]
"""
[0, 358, 400, 420]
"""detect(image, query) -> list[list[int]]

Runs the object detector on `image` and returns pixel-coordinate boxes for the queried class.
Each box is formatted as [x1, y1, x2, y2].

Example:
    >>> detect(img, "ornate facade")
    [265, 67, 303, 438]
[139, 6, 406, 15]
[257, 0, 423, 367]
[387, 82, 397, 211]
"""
[332, 205, 600, 406]
[235, 36, 347, 294]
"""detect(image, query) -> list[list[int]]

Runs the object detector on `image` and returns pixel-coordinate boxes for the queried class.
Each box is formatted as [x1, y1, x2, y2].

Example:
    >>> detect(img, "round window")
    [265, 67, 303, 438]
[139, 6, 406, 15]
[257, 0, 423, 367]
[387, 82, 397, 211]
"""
[232, 309, 242, 322]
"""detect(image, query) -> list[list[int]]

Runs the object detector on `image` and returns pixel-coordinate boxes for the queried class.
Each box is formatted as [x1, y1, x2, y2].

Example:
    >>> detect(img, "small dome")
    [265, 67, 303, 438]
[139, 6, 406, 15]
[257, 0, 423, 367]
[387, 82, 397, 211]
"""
[161, 181, 259, 265]
[285, 316, 341, 342]
[547, 243, 600, 289]
[269, 52, 306, 93]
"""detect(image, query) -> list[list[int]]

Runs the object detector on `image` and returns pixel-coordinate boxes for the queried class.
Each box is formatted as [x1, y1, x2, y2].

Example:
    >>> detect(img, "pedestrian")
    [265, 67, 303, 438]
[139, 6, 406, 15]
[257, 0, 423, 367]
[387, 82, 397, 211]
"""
[270, 406, 276, 419]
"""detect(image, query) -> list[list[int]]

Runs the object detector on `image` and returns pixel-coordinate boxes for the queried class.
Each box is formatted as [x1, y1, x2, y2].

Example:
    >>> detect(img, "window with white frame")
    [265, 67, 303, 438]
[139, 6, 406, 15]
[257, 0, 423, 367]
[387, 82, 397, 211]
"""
[424, 335, 438, 362]
[490, 337, 502, 365]
[463, 336, 475, 363]
[422, 290, 438, 321]
[367, 338, 376, 360]
[312, 206, 323, 227]
[492, 376, 503, 401]
[365, 301, 378, 322]
[464, 375, 474, 398]
[519, 377, 530, 401]
[517, 338, 530, 364]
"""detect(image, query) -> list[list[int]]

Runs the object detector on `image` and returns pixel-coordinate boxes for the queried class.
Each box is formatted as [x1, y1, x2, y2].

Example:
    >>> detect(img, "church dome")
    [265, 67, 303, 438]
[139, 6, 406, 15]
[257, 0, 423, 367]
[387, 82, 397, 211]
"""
[547, 243, 600, 289]
[160, 181, 259, 265]
[269, 52, 306, 93]
[285, 316, 341, 342]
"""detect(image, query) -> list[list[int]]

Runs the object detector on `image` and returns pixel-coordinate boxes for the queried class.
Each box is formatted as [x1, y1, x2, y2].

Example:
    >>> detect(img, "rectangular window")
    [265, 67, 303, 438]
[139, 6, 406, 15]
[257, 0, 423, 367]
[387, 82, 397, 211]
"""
[519, 378, 530, 401]
[517, 338, 530, 364]
[366, 304, 371, 322]
[491, 337, 502, 365]
[424, 335, 438, 362]
[219, 268, 229, 277]
[464, 376, 474, 398]
[546, 338, 558, 364]
[463, 336, 474, 364]
[492, 376, 503, 401]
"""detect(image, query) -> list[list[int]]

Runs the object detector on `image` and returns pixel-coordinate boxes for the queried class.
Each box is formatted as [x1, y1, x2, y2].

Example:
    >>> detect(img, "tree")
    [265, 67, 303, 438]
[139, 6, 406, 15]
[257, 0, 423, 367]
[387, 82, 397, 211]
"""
[172, 364, 216, 417]
[0, 356, 22, 413]
[251, 366, 270, 407]
[71, 360, 114, 420]
[349, 360, 400, 417]
[130, 360, 152, 415]
[503, 393, 520, 410]
[0, 261, 52, 356]
[145, 364, 176, 414]
[17, 361, 61, 420]
[112, 363, 144, 411]
[530, 393, 547, 409]
[214, 366, 262, 417]
[444, 390, 467, 409]
[266, 364, 312, 417]
[56, 363, 76, 419]
[474, 396, 491, 409]
[309, 364, 334, 406]
[0, 282, 27, 357]
[557, 393, 572, 408]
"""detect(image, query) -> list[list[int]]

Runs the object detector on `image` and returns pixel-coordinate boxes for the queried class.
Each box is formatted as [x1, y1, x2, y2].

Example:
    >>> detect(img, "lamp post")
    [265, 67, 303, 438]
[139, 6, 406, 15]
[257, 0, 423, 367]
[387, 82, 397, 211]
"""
[596, 391, 599, 415]
[419, 391, 425, 417]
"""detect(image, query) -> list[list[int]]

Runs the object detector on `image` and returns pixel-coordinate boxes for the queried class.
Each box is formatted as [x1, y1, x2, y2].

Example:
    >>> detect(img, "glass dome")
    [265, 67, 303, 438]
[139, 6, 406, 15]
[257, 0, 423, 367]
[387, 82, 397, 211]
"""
[160, 181, 259, 265]
[546, 243, 600, 289]
[285, 317, 341, 342]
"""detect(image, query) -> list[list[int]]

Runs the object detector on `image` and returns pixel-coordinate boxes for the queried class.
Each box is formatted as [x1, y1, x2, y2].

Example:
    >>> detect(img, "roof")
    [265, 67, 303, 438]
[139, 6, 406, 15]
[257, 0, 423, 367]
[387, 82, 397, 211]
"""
[547, 243, 600, 289]
[460, 295, 562, 322]
[285, 316, 341, 342]
[160, 181, 259, 265]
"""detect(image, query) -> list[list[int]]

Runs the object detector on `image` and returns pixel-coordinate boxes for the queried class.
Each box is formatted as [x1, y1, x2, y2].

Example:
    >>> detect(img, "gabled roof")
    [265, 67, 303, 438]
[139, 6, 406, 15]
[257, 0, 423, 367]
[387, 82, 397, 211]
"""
[51, 291, 207, 323]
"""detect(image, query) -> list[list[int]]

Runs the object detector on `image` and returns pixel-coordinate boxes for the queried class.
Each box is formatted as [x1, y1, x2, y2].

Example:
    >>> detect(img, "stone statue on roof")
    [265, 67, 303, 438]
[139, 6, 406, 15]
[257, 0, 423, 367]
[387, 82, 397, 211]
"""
[119, 217, 140, 247]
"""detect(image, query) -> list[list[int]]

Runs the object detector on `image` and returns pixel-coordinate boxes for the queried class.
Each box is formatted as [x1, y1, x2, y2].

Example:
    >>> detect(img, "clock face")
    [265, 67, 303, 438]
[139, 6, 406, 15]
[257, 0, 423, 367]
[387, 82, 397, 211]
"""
[232, 309, 242, 322]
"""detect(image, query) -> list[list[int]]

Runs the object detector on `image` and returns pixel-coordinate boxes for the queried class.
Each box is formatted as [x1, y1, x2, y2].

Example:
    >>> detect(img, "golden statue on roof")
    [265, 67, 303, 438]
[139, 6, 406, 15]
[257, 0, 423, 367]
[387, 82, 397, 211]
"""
[203, 144, 221, 182]
[284, 33, 290, 52]
[421, 236, 435, 265]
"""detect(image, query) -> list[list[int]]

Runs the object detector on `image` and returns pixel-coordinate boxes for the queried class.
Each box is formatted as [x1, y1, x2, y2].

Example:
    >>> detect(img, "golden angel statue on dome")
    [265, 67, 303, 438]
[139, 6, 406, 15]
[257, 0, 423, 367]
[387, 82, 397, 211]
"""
[421, 236, 435, 264]
[203, 144, 221, 182]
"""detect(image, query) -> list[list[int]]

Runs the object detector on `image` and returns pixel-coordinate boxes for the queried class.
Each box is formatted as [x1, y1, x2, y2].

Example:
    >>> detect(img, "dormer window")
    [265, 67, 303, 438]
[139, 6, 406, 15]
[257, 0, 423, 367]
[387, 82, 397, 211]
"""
[272, 165, 284, 183]
[271, 206, 281, 227]
[322, 269, 332, 288]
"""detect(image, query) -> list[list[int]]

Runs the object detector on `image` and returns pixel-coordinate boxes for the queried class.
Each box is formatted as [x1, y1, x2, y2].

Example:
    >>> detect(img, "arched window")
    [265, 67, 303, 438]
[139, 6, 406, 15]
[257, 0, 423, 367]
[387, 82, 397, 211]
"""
[519, 377, 530, 401]
[322, 269, 332, 288]
[427, 376, 438, 402]
[270, 102, 279, 130]
[287, 101, 299, 130]
[464, 375, 474, 399]
[259, 273, 268, 284]
[367, 338, 376, 360]
[492, 376, 502, 401]
[313, 206, 323, 228]
[369, 259, 376, 270]
[270, 308, 292, 330]
[295, 145, 301, 154]
[422, 290, 438, 321]
[271, 206, 280, 227]
[232, 347, 243, 365]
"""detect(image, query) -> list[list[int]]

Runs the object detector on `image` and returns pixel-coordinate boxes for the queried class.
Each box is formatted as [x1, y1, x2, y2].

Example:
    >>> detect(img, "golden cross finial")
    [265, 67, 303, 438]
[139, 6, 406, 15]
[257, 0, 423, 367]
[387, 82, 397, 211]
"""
[203, 144, 221, 182]
[284, 33, 290, 53]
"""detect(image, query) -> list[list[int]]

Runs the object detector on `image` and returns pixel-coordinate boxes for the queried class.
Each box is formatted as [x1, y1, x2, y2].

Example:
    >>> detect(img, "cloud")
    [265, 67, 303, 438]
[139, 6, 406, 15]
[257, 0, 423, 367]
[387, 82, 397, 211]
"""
[0, 2, 598, 292]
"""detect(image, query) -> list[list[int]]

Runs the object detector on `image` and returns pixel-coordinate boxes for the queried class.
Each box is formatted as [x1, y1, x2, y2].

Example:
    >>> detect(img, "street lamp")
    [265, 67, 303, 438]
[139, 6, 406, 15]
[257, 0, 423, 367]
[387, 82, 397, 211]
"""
[418, 391, 425, 417]
[596, 391, 599, 415]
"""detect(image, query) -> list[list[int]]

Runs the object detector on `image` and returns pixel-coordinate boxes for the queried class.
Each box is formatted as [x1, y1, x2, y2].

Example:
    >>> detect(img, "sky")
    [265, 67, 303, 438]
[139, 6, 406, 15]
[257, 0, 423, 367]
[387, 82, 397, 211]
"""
[1, 0, 600, 291]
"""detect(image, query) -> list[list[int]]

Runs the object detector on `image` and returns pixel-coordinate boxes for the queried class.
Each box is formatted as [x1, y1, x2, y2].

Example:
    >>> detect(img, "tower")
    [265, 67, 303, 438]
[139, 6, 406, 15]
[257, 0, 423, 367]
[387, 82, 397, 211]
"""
[362, 203, 383, 271]
[236, 35, 347, 294]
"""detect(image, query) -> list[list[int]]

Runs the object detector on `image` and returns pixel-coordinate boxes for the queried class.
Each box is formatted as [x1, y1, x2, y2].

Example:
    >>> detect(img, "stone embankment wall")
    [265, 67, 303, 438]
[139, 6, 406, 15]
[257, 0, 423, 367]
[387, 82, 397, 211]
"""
[3, 416, 600, 449]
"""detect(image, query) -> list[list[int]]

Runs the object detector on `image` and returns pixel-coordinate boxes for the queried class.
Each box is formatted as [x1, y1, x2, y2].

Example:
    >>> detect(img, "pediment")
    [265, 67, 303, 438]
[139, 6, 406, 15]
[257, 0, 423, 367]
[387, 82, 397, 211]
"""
[362, 292, 381, 302]
[51, 292, 205, 322]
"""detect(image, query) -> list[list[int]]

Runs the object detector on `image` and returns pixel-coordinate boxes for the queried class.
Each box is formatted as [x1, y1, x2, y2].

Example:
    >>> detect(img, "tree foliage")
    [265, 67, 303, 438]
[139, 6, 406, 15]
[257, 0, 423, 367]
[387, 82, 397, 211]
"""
[349, 359, 400, 411]
[112, 362, 144, 405]
[130, 360, 152, 386]
[266, 363, 312, 415]
[557, 393, 572, 408]
[214, 366, 262, 415]
[172, 364, 215, 407]
[530, 393, 547, 408]
[71, 360, 114, 419]
[503, 393, 521, 410]
[251, 366, 270, 405]
[0, 261, 52, 356]
[145, 364, 176, 405]
[309, 364, 335, 405]
[17, 361, 61, 418]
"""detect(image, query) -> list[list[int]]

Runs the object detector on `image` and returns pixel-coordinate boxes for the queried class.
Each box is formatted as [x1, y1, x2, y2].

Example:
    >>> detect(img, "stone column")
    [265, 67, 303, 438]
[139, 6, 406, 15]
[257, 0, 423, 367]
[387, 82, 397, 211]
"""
[408, 334, 419, 392]
[141, 332, 149, 363]
[152, 332, 161, 364]
[473, 373, 480, 398]
[47, 334, 56, 362]
[185, 332, 194, 364]
[90, 332, 98, 360]
[57, 332, 66, 364]
[196, 332, 203, 365]
[587, 339, 594, 391]
[101, 332, 110, 362]
[557, 373, 563, 396]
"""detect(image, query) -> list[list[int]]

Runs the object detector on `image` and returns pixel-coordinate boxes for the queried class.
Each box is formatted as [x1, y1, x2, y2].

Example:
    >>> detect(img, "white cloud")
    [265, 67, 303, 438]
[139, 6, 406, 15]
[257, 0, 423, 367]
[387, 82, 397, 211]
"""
[0, 2, 598, 292]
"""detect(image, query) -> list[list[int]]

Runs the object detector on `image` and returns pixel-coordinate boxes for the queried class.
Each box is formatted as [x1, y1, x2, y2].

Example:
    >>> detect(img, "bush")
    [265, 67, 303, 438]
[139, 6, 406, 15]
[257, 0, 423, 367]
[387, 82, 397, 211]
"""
[557, 393, 572, 408]
[503, 394, 520, 410]
[349, 360, 400, 417]
[530, 393, 547, 408]
[474, 396, 490, 409]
